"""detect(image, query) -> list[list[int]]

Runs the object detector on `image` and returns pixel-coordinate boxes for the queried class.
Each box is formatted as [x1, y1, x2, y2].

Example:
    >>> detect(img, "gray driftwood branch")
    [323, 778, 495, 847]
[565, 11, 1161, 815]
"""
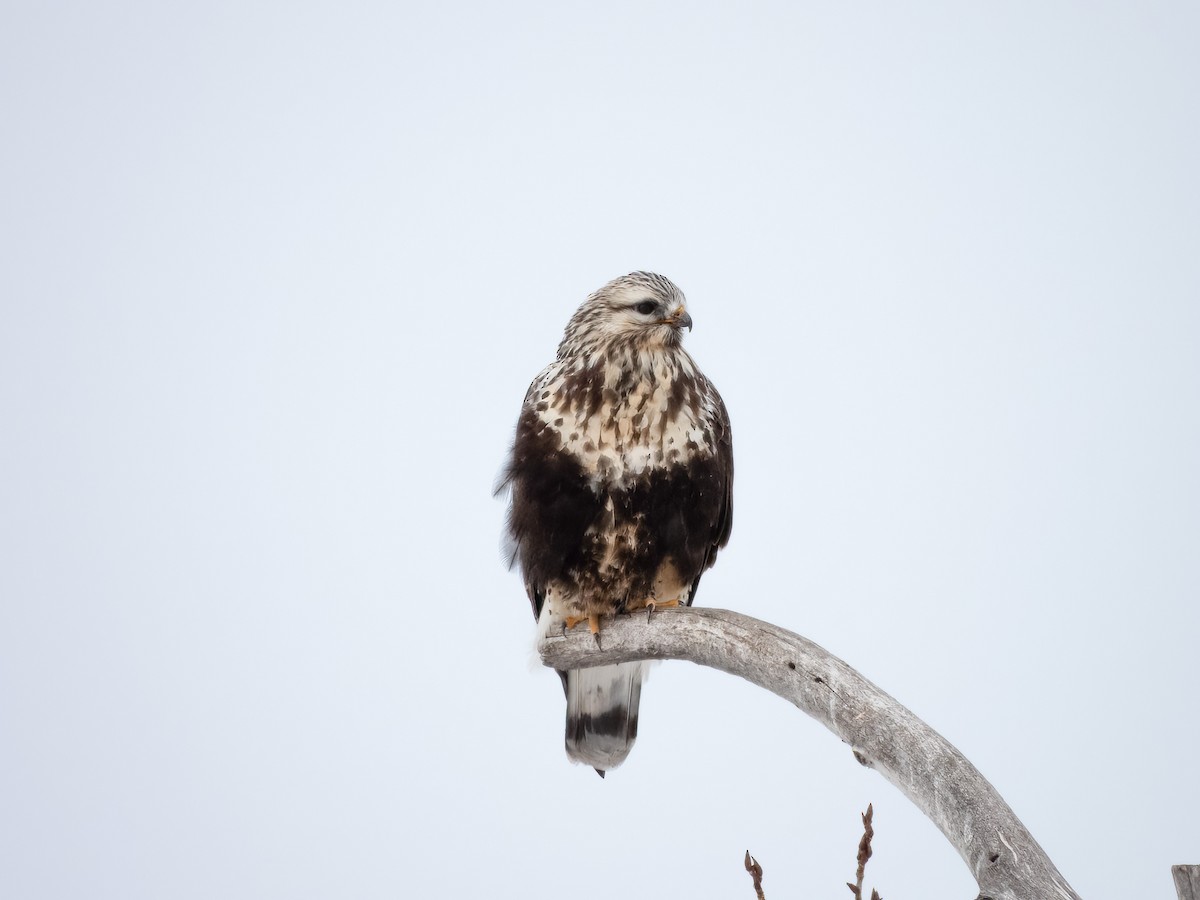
[538, 606, 1080, 900]
[1175, 865, 1200, 900]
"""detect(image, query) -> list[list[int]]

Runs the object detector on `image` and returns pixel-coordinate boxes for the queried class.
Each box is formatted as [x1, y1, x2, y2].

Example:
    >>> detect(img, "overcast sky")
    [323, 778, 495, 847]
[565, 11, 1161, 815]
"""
[2, 2, 1198, 898]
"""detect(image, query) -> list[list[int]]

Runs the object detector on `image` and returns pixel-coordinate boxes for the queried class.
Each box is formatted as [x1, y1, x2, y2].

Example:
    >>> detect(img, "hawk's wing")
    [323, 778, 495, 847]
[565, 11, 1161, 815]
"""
[687, 382, 734, 607]
[498, 375, 596, 623]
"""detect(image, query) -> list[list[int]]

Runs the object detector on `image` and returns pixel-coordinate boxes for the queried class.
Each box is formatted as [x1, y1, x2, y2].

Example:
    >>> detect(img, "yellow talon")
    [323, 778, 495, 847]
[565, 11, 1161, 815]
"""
[562, 613, 604, 647]
[646, 597, 682, 621]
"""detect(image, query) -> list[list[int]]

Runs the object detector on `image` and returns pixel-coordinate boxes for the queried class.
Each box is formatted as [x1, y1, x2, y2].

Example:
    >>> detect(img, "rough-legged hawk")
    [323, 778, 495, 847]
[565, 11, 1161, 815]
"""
[499, 272, 733, 775]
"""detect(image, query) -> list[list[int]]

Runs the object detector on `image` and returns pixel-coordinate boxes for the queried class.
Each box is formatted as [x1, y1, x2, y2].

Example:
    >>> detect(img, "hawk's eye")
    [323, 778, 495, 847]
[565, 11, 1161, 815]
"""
[634, 300, 658, 316]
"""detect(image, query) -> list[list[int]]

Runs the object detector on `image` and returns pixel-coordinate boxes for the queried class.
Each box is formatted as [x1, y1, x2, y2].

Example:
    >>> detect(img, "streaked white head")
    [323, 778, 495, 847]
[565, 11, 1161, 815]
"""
[558, 271, 693, 359]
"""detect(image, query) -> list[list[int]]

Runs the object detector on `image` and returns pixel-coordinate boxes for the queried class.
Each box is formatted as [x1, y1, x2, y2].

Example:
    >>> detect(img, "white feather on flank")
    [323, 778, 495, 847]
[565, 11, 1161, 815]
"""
[536, 587, 563, 642]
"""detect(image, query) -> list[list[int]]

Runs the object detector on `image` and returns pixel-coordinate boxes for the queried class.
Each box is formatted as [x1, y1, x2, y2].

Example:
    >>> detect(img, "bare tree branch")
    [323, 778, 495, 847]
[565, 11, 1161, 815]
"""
[1175, 866, 1200, 900]
[539, 607, 1081, 900]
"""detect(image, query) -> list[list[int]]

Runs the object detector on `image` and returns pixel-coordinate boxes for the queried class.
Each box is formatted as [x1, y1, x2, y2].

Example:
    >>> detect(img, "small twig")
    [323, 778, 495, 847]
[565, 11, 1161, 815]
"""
[744, 850, 766, 900]
[846, 804, 877, 899]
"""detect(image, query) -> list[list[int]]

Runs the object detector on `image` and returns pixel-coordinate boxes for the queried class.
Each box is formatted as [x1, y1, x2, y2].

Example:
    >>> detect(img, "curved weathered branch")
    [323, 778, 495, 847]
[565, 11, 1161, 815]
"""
[1175, 866, 1200, 900]
[539, 606, 1081, 900]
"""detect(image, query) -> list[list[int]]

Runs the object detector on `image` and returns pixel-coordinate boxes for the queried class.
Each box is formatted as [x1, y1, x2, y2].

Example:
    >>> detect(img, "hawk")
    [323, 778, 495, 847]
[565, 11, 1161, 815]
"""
[499, 272, 734, 775]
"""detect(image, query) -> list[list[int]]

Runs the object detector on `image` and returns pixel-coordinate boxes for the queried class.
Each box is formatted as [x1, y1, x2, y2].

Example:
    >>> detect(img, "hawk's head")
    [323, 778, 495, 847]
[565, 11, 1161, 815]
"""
[558, 272, 693, 359]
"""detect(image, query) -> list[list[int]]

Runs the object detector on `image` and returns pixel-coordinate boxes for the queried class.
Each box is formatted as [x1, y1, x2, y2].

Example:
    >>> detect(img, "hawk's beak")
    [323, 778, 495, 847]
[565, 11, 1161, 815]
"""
[665, 308, 693, 331]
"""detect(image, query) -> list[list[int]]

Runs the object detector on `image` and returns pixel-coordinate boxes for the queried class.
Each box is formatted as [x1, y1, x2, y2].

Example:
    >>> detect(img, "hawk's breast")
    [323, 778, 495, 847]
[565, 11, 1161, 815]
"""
[531, 351, 719, 491]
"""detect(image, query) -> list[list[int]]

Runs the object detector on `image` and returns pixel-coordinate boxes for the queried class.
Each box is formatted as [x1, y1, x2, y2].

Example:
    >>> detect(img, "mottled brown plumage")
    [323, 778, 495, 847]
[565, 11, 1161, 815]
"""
[499, 272, 733, 773]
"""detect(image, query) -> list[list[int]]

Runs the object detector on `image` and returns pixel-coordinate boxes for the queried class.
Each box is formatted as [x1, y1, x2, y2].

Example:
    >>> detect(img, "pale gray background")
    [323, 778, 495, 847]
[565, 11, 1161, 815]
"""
[1, 2, 1197, 898]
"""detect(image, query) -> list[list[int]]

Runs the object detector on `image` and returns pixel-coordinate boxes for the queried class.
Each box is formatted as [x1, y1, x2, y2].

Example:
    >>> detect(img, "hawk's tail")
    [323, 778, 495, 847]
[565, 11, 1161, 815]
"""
[564, 662, 646, 776]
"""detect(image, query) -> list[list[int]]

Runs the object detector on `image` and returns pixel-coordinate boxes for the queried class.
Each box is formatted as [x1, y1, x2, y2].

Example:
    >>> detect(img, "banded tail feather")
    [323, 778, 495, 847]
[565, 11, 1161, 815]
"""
[564, 662, 646, 775]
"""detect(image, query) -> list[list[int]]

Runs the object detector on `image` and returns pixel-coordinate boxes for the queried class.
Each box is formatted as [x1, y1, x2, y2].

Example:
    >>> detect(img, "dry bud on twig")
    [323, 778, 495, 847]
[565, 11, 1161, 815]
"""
[744, 850, 765, 900]
[846, 804, 878, 900]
